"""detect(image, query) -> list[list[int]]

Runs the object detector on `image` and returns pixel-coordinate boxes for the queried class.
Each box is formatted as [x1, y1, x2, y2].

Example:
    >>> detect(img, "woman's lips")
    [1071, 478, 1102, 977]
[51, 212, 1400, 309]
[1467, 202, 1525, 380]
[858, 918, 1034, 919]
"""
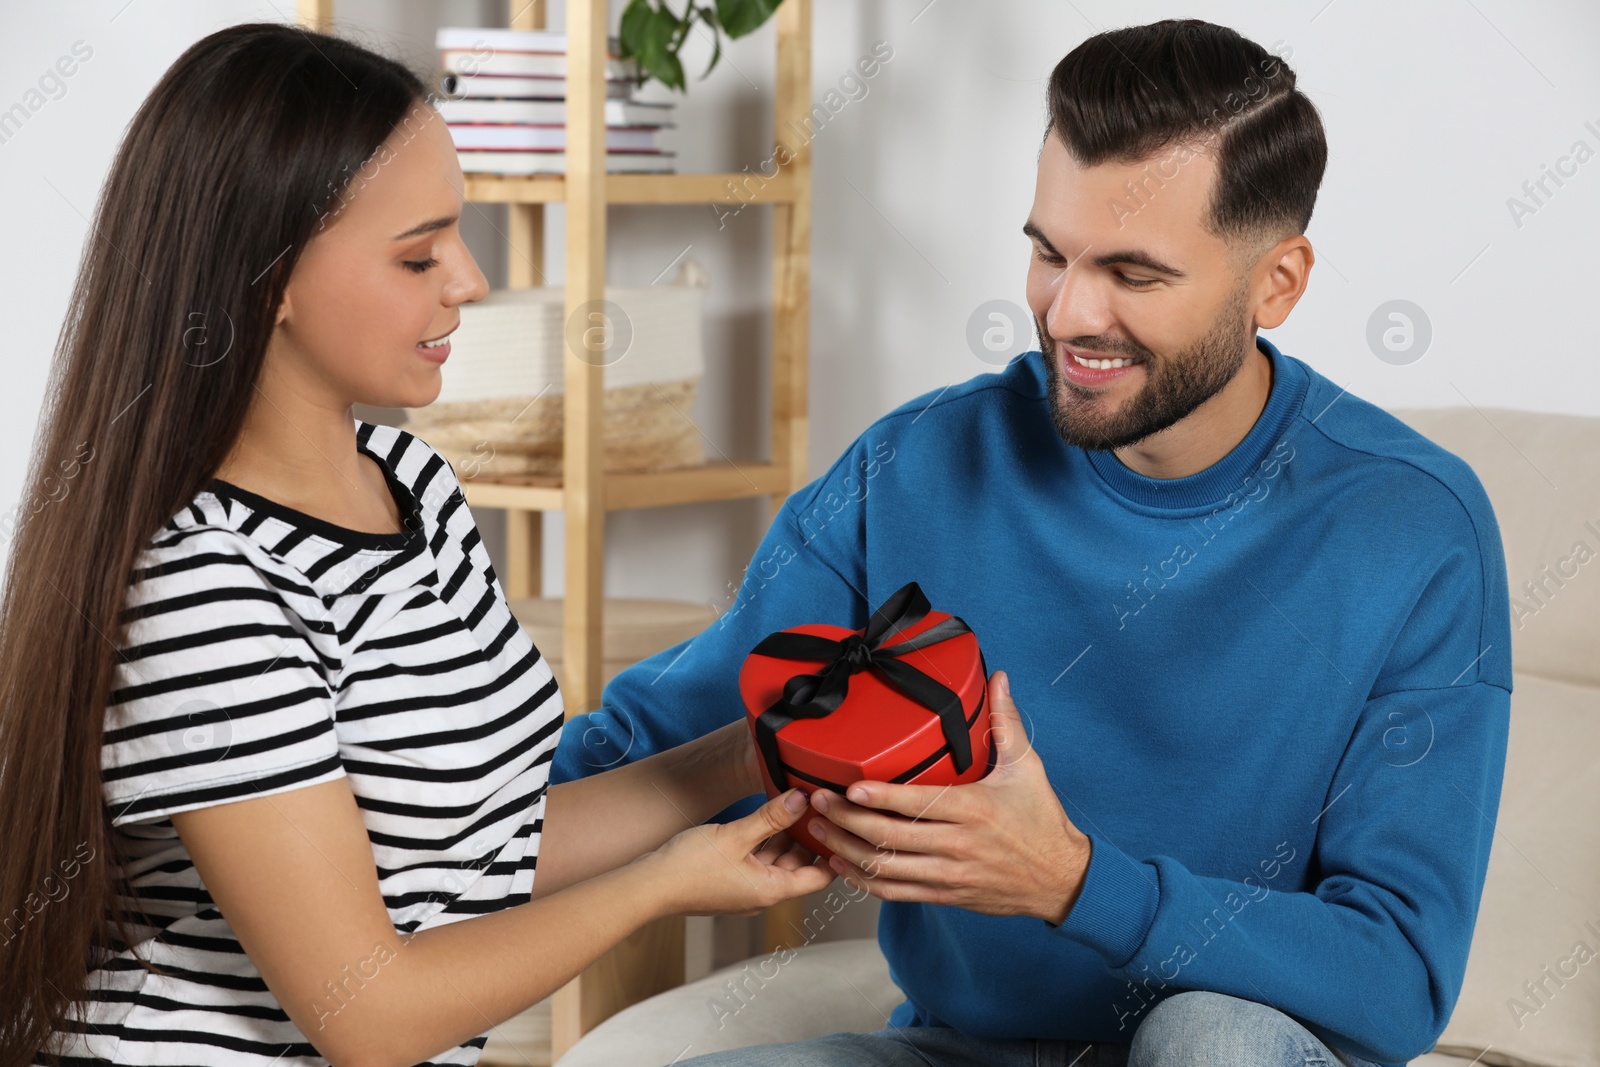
[416, 337, 450, 364]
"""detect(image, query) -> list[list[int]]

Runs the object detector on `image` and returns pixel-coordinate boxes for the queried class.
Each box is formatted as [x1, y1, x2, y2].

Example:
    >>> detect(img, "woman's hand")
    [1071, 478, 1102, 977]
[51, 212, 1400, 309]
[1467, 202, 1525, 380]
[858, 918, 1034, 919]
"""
[708, 721, 820, 873]
[698, 717, 765, 802]
[645, 788, 835, 917]
[532, 717, 797, 903]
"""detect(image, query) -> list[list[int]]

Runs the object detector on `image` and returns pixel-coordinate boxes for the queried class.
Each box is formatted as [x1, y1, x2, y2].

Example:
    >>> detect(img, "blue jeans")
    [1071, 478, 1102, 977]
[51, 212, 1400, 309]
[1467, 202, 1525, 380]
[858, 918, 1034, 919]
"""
[672, 991, 1397, 1067]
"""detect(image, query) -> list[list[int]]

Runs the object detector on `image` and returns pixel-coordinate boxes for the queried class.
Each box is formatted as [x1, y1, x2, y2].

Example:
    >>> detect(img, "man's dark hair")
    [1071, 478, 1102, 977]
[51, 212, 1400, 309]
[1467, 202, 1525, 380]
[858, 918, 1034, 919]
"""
[1043, 19, 1327, 252]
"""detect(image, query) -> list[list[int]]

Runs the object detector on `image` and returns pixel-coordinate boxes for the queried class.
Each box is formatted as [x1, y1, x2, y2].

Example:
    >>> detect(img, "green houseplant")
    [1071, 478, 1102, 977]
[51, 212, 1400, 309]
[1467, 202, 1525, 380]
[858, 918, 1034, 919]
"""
[618, 0, 784, 92]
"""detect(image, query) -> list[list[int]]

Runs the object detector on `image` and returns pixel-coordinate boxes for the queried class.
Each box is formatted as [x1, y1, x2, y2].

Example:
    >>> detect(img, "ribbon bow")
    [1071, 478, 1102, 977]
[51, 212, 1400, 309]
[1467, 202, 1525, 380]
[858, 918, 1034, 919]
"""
[747, 581, 975, 792]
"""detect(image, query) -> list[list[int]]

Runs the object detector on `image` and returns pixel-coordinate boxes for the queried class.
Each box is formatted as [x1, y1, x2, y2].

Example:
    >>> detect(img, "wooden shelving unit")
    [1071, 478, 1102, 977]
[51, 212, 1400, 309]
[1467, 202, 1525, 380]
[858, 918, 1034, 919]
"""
[462, 170, 801, 204]
[297, 0, 813, 1061]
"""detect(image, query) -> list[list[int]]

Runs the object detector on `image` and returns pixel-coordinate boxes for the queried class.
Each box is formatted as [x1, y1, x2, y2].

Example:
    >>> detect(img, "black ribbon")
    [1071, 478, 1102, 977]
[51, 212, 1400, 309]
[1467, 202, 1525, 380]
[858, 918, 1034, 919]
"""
[747, 582, 975, 792]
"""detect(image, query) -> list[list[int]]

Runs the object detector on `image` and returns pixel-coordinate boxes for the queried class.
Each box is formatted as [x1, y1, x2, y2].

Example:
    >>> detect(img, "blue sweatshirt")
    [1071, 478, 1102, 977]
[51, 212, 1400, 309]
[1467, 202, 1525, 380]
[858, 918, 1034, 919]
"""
[550, 336, 1513, 1066]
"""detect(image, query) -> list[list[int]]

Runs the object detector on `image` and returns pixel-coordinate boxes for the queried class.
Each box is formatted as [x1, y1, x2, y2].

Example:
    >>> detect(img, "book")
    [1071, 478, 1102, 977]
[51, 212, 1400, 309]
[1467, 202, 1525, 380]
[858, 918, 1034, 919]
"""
[436, 97, 673, 127]
[454, 150, 676, 175]
[435, 27, 623, 56]
[438, 72, 636, 100]
[442, 49, 639, 81]
[447, 124, 661, 151]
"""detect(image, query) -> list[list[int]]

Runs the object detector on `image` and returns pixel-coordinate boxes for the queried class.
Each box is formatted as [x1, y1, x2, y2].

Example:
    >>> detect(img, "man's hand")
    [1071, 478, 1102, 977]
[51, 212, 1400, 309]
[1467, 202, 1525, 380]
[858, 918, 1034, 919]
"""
[804, 670, 1092, 925]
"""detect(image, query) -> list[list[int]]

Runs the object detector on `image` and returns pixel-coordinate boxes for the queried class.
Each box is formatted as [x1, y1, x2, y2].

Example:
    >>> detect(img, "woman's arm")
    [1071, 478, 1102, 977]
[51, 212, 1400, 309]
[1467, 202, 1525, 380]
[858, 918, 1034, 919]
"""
[530, 719, 765, 898]
[169, 772, 827, 1067]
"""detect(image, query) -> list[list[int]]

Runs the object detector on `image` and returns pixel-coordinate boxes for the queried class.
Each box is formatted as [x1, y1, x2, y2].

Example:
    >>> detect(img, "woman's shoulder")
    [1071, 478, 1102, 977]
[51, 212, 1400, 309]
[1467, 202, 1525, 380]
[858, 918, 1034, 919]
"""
[354, 416, 466, 515]
[132, 503, 322, 621]
[137, 418, 463, 598]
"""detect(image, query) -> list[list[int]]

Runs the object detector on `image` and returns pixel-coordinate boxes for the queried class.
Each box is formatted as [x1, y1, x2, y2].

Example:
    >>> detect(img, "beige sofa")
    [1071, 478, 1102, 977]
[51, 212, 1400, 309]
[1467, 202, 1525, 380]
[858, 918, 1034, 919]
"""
[557, 405, 1600, 1067]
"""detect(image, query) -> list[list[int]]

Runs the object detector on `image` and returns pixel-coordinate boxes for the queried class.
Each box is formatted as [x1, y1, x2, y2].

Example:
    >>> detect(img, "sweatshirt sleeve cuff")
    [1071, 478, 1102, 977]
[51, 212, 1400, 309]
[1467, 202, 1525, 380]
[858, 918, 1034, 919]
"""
[1045, 828, 1160, 968]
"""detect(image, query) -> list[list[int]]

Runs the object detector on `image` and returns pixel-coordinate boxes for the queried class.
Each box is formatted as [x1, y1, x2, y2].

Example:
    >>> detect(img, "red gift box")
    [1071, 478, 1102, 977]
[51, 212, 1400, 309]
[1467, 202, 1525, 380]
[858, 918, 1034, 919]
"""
[738, 582, 993, 860]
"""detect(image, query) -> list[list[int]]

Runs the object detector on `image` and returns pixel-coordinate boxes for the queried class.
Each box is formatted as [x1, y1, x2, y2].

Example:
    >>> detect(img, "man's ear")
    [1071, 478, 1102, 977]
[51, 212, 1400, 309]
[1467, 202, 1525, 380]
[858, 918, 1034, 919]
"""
[1250, 235, 1313, 332]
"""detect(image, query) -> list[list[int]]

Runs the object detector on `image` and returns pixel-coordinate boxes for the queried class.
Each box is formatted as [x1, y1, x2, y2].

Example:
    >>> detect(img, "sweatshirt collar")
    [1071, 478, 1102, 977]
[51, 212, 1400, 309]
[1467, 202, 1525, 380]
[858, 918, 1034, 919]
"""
[1077, 335, 1308, 511]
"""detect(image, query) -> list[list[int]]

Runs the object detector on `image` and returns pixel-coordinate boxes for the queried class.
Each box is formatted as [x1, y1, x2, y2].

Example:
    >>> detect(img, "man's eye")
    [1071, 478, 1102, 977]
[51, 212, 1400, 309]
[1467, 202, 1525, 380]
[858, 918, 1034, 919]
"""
[1034, 251, 1155, 288]
[403, 256, 440, 274]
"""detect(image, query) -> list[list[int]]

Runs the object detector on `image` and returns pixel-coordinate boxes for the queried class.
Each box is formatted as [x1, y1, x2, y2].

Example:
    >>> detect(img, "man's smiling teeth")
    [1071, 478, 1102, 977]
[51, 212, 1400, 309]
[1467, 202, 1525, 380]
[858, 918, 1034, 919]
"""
[1072, 352, 1139, 369]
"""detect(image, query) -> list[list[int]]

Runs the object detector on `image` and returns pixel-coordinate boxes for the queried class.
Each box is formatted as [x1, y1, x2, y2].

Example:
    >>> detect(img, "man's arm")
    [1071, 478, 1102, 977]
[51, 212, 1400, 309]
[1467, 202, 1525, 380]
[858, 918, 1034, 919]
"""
[549, 434, 888, 814]
[1053, 678, 1509, 1062]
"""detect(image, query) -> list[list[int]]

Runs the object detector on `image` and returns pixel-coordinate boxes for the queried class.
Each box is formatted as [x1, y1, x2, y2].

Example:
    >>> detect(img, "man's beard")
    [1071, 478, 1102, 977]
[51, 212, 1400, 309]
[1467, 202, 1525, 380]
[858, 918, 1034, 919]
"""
[1039, 280, 1254, 453]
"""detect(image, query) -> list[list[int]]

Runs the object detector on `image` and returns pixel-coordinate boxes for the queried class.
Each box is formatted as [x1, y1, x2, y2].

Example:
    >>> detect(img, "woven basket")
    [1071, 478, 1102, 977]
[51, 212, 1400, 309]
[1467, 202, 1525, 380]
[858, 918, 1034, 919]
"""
[403, 378, 703, 480]
[403, 260, 710, 481]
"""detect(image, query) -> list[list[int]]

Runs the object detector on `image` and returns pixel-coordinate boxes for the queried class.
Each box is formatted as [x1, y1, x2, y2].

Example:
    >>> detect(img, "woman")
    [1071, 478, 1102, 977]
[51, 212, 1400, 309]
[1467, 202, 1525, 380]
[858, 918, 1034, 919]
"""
[0, 22, 830, 1067]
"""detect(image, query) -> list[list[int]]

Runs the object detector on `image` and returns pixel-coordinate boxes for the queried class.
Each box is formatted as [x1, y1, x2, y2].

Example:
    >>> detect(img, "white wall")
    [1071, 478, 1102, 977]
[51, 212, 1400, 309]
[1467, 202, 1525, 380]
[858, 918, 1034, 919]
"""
[6, 0, 1597, 603]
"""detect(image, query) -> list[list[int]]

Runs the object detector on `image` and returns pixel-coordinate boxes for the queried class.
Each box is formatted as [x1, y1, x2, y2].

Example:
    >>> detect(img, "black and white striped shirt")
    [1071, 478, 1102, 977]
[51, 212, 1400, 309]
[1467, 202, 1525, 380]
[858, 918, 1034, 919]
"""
[38, 420, 563, 1066]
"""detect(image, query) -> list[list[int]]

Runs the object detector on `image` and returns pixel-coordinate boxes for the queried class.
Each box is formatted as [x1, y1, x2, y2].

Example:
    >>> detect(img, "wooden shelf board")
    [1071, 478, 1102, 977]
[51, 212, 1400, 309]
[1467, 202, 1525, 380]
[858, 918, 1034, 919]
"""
[459, 460, 789, 512]
[463, 174, 566, 203]
[463, 171, 799, 205]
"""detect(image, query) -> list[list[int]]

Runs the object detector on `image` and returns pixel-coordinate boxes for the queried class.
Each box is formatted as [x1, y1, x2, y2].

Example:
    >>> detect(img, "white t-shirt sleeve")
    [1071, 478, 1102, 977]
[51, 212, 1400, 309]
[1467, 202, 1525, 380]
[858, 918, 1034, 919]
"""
[102, 528, 345, 828]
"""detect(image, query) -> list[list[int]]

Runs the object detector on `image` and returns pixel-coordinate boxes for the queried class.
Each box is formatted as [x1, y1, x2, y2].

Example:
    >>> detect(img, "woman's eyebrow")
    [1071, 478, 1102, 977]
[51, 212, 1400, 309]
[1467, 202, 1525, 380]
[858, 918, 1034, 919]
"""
[392, 215, 458, 240]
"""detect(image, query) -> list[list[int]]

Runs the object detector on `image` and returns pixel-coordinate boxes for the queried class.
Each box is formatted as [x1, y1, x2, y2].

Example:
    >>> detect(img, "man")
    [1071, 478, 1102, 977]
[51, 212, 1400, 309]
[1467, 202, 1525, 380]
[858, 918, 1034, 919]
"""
[550, 18, 1511, 1067]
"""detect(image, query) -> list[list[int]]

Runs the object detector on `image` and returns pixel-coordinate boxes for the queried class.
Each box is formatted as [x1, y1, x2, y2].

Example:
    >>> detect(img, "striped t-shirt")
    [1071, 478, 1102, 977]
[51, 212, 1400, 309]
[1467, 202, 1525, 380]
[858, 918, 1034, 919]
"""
[37, 420, 564, 1067]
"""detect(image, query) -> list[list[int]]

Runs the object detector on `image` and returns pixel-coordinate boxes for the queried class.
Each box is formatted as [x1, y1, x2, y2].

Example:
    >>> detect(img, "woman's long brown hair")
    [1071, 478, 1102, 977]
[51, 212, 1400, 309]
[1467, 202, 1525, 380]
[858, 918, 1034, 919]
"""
[0, 22, 429, 1064]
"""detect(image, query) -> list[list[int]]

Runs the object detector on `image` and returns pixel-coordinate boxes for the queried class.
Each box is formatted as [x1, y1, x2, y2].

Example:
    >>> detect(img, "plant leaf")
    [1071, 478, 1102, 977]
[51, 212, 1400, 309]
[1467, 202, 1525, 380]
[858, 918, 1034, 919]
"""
[619, 0, 652, 57]
[656, 47, 685, 91]
[690, 4, 722, 78]
[702, 23, 722, 78]
[715, 0, 782, 39]
[633, 8, 682, 91]
[619, 0, 781, 93]
[638, 6, 677, 81]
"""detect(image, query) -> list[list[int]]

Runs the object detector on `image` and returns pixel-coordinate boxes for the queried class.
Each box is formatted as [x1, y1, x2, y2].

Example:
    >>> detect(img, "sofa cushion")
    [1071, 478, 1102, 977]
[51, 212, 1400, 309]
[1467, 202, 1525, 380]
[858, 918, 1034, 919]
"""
[1429, 671, 1600, 1066]
[1386, 407, 1600, 689]
[1381, 407, 1599, 1066]
[554, 938, 904, 1067]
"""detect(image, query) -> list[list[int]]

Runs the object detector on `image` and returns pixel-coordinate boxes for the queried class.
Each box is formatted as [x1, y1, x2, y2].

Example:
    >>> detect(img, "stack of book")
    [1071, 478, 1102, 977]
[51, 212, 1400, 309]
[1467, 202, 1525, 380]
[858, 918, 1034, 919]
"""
[435, 26, 676, 175]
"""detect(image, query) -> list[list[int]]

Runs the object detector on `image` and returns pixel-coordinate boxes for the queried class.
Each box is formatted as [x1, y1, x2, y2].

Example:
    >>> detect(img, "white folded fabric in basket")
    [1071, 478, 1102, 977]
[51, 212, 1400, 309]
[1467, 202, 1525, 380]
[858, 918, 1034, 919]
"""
[403, 259, 709, 478]
[431, 258, 706, 404]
